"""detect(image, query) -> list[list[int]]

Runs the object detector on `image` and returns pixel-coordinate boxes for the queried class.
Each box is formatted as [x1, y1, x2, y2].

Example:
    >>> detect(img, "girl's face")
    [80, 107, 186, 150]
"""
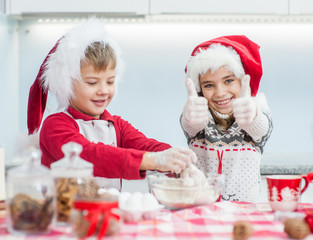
[200, 66, 241, 115]
[70, 62, 116, 119]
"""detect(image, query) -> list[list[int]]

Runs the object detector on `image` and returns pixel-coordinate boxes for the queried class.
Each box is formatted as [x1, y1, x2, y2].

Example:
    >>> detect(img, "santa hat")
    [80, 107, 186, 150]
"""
[27, 18, 122, 135]
[185, 35, 262, 96]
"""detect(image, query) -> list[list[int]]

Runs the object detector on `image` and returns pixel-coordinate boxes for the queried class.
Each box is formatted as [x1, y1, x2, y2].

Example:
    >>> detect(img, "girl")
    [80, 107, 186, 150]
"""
[181, 35, 273, 202]
[27, 19, 197, 190]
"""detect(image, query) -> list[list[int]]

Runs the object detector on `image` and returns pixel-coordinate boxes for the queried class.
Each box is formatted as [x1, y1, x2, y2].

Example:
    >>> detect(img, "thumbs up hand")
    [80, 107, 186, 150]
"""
[232, 75, 257, 127]
[182, 78, 209, 133]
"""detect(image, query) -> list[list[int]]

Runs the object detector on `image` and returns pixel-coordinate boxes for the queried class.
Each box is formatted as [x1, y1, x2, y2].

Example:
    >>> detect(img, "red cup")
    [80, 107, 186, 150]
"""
[266, 174, 311, 212]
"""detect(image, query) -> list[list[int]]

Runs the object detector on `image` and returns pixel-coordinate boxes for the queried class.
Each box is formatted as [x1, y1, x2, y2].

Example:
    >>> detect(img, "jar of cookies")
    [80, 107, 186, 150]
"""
[6, 148, 55, 236]
[50, 142, 94, 224]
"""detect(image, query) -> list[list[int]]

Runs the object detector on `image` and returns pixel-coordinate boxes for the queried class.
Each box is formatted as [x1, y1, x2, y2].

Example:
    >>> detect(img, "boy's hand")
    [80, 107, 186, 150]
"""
[183, 78, 209, 128]
[180, 163, 206, 186]
[232, 75, 257, 127]
[147, 147, 197, 174]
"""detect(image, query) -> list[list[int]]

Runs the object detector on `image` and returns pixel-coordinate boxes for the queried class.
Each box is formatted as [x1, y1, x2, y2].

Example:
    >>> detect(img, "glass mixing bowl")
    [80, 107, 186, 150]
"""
[147, 173, 224, 209]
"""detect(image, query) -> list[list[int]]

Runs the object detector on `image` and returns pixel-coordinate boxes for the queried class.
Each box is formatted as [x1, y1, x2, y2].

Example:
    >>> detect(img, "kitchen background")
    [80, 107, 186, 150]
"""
[1, 0, 313, 200]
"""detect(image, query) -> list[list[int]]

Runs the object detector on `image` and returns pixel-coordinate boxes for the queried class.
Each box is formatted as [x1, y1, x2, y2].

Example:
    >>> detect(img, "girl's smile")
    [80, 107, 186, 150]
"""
[200, 66, 241, 115]
[214, 97, 233, 107]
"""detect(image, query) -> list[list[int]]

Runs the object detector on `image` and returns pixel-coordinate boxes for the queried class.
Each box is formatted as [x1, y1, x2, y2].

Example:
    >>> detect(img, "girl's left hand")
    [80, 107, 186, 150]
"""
[232, 75, 257, 127]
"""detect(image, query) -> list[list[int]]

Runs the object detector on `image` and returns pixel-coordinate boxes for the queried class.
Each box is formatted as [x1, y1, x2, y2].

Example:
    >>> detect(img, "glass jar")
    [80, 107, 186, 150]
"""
[6, 148, 55, 236]
[50, 142, 94, 224]
[71, 188, 121, 238]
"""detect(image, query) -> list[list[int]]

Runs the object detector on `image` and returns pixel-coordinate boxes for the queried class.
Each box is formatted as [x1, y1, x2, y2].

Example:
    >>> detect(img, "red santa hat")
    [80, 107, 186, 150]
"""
[27, 18, 123, 135]
[185, 35, 262, 96]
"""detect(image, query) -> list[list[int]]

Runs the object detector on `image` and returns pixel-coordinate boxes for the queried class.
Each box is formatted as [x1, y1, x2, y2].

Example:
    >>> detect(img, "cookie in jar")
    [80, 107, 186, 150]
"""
[6, 148, 55, 236]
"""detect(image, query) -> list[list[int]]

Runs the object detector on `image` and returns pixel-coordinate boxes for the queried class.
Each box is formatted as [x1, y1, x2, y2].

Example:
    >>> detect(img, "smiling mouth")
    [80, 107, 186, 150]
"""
[92, 99, 106, 106]
[215, 97, 233, 105]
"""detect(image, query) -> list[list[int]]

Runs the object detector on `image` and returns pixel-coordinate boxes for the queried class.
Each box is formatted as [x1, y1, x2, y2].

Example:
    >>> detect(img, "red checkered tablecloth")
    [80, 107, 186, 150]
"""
[1, 202, 313, 239]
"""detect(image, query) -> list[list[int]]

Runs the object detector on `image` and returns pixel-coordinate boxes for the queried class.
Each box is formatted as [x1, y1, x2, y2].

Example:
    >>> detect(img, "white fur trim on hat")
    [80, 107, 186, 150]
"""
[42, 18, 123, 110]
[186, 44, 245, 93]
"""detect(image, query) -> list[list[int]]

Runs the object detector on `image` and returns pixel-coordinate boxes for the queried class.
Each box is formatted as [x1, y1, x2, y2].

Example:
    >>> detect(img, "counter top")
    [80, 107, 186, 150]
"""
[260, 152, 313, 175]
[261, 164, 313, 175]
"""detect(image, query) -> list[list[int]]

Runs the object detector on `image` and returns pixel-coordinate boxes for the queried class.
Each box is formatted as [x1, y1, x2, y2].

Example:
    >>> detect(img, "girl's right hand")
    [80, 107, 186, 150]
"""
[232, 75, 257, 127]
[182, 78, 209, 129]
[144, 147, 197, 174]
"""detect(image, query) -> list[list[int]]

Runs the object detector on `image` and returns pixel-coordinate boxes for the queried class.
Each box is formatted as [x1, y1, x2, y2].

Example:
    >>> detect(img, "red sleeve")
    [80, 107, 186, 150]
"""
[113, 115, 171, 152]
[40, 113, 171, 180]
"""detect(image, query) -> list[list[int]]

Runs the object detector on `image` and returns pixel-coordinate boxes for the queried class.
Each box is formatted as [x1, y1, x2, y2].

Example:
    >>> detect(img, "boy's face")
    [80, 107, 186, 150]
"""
[70, 62, 116, 119]
[199, 66, 241, 115]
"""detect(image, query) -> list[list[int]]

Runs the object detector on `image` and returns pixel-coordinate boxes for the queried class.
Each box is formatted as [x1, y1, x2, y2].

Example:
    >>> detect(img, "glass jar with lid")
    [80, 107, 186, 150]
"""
[6, 148, 55, 236]
[50, 142, 94, 224]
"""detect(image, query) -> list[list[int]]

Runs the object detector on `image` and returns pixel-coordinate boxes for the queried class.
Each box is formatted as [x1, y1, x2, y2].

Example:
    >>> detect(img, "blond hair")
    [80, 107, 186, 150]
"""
[82, 41, 116, 71]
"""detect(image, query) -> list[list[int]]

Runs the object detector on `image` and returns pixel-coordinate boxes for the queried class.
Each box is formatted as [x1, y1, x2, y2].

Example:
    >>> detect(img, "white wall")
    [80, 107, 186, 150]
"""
[0, 14, 19, 160]
[2, 17, 313, 166]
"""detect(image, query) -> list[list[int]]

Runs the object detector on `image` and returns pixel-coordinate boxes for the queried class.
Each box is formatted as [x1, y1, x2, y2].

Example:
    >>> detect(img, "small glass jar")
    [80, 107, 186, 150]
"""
[6, 148, 55, 236]
[50, 142, 94, 224]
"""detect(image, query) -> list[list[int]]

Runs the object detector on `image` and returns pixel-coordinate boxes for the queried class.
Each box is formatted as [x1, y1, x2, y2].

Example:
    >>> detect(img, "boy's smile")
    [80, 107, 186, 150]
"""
[92, 99, 106, 107]
[70, 62, 116, 119]
[199, 66, 241, 115]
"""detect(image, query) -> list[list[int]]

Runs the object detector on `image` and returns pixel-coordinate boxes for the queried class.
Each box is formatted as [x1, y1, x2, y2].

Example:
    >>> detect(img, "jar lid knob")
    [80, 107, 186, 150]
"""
[61, 142, 82, 161]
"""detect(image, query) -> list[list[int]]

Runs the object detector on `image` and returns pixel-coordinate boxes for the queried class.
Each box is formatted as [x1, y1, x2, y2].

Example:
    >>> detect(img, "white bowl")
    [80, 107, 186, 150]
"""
[148, 173, 224, 209]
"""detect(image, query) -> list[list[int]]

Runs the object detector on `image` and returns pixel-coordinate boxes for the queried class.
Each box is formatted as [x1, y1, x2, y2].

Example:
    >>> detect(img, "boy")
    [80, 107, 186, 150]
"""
[27, 19, 197, 190]
[181, 35, 273, 202]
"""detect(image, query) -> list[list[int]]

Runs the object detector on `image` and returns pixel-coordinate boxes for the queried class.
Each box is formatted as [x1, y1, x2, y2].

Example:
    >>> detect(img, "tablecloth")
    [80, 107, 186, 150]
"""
[1, 201, 313, 239]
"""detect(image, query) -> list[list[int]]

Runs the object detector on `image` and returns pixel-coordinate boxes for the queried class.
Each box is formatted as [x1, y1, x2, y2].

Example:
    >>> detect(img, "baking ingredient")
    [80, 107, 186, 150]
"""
[284, 218, 310, 239]
[118, 192, 162, 222]
[119, 192, 160, 212]
[142, 193, 159, 211]
[124, 194, 142, 211]
[180, 163, 206, 187]
[233, 221, 253, 240]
